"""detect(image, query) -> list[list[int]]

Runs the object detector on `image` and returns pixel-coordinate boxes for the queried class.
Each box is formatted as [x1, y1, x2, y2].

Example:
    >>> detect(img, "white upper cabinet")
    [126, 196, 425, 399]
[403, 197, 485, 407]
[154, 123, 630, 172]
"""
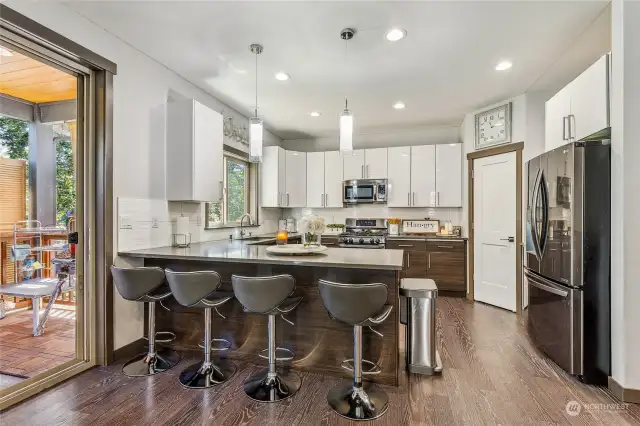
[166, 99, 223, 202]
[260, 146, 286, 207]
[387, 146, 412, 207]
[545, 84, 572, 152]
[306, 152, 325, 208]
[285, 150, 306, 207]
[545, 54, 609, 152]
[410, 145, 436, 207]
[364, 148, 387, 179]
[570, 54, 609, 142]
[435, 144, 462, 207]
[343, 150, 365, 180]
[324, 151, 344, 207]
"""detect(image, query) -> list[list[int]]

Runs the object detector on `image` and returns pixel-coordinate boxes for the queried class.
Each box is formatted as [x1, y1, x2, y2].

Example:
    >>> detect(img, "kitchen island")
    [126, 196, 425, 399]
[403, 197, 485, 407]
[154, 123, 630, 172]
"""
[117, 238, 404, 386]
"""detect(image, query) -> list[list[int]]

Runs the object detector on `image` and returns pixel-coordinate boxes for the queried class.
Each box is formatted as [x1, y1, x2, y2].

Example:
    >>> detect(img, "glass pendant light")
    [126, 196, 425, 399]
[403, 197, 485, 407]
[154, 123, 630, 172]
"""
[249, 44, 263, 163]
[339, 28, 355, 153]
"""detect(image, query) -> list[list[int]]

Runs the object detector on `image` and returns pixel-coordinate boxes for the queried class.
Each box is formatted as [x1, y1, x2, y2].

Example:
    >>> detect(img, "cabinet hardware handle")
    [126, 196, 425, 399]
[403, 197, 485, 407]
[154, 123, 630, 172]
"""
[428, 253, 431, 269]
[321, 193, 324, 207]
[366, 165, 369, 178]
[398, 244, 414, 247]
[361, 165, 364, 178]
[287, 193, 290, 206]
[562, 116, 568, 141]
[437, 192, 440, 206]
[407, 253, 411, 268]
[325, 193, 328, 206]
[408, 192, 410, 206]
[324, 243, 335, 246]
[500, 237, 515, 242]
[569, 114, 575, 140]
[437, 245, 454, 249]
[413, 192, 415, 206]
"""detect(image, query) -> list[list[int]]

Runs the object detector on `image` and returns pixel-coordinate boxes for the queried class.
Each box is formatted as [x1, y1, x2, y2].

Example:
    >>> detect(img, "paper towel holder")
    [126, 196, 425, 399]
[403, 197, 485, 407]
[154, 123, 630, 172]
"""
[172, 233, 191, 248]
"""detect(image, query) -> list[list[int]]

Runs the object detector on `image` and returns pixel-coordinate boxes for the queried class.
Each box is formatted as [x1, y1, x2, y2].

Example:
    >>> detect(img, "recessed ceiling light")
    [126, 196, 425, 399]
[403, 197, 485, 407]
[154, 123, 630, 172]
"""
[0, 47, 13, 57]
[309, 112, 321, 117]
[385, 28, 407, 42]
[275, 72, 290, 81]
[393, 101, 405, 110]
[495, 61, 512, 71]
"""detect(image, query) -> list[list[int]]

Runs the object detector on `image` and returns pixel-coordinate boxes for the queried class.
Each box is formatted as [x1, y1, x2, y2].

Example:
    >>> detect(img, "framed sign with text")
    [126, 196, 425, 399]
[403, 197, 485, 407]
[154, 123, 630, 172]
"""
[402, 219, 440, 235]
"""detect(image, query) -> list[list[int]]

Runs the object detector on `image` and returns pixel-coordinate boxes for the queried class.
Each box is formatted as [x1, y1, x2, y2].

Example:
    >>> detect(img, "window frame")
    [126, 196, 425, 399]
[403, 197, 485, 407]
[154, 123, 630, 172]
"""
[205, 150, 256, 229]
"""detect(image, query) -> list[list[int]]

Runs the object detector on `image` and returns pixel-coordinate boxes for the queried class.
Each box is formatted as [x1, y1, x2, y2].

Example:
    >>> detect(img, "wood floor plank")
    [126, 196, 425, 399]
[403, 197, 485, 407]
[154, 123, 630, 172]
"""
[3, 297, 638, 425]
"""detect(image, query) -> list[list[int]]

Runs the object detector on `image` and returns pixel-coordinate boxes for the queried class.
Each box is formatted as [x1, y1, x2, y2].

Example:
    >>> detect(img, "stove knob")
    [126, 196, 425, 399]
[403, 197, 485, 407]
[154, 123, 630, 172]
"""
[347, 238, 353, 244]
[375, 238, 381, 245]
[359, 238, 364, 245]
[371, 239, 378, 245]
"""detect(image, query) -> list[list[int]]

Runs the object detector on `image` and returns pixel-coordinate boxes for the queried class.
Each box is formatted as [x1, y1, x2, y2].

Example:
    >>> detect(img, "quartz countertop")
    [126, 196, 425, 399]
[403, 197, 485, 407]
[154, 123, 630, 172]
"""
[118, 236, 404, 270]
[386, 234, 467, 241]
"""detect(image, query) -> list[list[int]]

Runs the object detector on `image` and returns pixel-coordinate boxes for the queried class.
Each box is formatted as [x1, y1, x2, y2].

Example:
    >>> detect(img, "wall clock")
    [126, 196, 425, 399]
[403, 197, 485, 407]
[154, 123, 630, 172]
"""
[475, 102, 511, 150]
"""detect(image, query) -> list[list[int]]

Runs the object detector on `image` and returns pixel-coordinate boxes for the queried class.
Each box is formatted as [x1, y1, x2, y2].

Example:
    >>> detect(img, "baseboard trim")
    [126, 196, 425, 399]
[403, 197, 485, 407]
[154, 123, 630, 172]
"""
[113, 338, 146, 363]
[608, 376, 640, 404]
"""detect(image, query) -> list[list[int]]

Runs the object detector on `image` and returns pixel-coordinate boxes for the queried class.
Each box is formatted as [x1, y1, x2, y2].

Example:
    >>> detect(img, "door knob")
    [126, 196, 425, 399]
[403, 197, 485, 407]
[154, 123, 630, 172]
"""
[500, 237, 515, 242]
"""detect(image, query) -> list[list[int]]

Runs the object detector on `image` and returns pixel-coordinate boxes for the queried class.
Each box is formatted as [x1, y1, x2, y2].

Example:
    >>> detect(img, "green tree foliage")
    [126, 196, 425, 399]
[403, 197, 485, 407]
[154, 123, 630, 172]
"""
[0, 116, 75, 226]
[56, 138, 75, 225]
[0, 116, 29, 159]
[226, 159, 246, 222]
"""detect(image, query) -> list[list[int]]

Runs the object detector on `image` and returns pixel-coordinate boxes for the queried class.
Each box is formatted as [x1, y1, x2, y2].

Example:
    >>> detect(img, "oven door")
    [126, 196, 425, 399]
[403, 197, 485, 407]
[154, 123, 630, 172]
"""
[525, 268, 582, 376]
[343, 181, 375, 203]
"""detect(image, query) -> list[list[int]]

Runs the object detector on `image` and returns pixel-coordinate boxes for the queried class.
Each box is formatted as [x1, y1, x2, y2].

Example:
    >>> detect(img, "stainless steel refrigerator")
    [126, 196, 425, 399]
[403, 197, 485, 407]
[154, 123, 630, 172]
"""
[525, 140, 610, 385]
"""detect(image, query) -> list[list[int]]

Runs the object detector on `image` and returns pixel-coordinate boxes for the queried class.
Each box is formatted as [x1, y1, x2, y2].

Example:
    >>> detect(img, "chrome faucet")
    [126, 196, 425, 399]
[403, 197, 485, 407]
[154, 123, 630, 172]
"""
[239, 213, 254, 238]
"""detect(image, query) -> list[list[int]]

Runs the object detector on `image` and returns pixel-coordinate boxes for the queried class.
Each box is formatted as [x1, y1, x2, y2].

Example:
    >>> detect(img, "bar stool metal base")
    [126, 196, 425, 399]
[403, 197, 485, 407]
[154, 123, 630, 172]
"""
[327, 382, 389, 421]
[179, 359, 237, 389]
[243, 369, 302, 403]
[122, 347, 180, 377]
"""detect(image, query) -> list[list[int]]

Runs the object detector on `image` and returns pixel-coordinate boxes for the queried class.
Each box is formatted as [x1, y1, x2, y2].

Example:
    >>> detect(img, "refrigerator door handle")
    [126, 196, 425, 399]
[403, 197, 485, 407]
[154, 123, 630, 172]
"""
[538, 171, 550, 256]
[530, 171, 542, 261]
[525, 270, 569, 297]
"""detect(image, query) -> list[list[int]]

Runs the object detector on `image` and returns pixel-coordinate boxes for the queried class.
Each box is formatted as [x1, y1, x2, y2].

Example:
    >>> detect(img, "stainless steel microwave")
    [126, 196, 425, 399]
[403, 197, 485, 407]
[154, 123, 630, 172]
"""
[343, 179, 387, 204]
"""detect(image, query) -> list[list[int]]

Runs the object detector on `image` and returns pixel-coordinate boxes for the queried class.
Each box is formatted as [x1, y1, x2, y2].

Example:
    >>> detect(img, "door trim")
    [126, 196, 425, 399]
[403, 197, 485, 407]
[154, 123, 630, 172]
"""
[467, 142, 524, 315]
[0, 5, 115, 409]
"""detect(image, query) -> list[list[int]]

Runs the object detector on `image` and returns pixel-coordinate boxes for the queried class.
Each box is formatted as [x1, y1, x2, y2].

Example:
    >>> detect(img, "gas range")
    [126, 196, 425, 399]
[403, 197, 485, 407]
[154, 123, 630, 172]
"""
[338, 218, 388, 249]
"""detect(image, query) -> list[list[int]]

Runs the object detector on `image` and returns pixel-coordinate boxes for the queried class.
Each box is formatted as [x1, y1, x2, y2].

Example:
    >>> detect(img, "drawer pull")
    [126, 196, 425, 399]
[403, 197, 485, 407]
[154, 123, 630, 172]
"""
[437, 245, 454, 249]
[398, 244, 414, 247]
[324, 243, 335, 246]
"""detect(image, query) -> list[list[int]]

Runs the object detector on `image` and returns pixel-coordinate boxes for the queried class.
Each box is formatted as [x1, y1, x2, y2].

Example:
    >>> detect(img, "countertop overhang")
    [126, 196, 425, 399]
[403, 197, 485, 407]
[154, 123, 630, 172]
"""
[118, 239, 404, 271]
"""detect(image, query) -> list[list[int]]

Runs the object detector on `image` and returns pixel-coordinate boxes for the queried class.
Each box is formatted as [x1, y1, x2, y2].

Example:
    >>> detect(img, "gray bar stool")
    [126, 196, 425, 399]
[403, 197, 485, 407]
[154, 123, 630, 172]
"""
[165, 269, 236, 389]
[232, 274, 302, 403]
[318, 280, 393, 421]
[111, 266, 181, 376]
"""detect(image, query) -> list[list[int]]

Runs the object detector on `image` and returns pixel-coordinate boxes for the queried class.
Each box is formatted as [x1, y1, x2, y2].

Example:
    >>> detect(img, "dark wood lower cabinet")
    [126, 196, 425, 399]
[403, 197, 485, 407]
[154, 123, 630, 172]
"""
[386, 238, 467, 295]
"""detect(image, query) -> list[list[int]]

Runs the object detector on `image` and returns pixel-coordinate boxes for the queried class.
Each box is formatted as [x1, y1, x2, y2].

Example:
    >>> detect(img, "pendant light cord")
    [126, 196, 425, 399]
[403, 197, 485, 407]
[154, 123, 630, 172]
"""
[255, 49, 258, 117]
[344, 36, 348, 110]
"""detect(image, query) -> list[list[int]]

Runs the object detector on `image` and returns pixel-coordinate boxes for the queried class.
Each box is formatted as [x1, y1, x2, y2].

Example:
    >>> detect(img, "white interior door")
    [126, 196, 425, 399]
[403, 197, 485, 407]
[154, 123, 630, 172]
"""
[474, 151, 517, 312]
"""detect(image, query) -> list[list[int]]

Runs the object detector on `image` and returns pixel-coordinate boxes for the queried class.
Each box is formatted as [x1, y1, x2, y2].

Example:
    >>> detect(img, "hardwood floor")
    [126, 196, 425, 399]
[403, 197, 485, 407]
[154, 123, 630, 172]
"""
[0, 307, 75, 385]
[3, 298, 639, 425]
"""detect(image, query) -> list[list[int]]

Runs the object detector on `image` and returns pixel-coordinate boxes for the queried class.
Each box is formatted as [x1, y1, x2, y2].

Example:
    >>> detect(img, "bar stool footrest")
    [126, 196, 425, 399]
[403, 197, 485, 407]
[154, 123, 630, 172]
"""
[198, 338, 232, 351]
[341, 358, 382, 375]
[142, 331, 176, 344]
[258, 347, 294, 361]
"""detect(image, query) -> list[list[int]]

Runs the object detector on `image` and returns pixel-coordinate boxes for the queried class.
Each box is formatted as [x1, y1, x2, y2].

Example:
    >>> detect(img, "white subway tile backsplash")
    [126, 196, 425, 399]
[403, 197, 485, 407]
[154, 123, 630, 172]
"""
[283, 206, 463, 228]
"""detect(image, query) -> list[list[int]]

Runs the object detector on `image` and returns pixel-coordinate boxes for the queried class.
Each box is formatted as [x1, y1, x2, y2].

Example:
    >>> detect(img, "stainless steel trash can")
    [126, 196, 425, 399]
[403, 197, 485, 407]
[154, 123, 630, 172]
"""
[400, 278, 443, 375]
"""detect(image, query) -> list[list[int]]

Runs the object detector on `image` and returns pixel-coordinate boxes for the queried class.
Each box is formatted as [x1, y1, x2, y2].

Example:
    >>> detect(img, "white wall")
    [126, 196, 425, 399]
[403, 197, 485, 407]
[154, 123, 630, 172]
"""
[610, 0, 640, 393]
[281, 125, 460, 152]
[5, 1, 282, 349]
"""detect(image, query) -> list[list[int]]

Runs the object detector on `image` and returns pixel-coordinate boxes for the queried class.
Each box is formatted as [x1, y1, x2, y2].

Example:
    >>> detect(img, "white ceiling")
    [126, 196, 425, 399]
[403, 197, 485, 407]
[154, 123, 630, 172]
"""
[66, 1, 609, 140]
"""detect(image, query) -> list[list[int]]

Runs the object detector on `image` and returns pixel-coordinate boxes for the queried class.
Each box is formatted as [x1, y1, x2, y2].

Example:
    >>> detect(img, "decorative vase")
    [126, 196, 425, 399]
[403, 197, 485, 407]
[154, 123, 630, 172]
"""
[303, 232, 321, 248]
